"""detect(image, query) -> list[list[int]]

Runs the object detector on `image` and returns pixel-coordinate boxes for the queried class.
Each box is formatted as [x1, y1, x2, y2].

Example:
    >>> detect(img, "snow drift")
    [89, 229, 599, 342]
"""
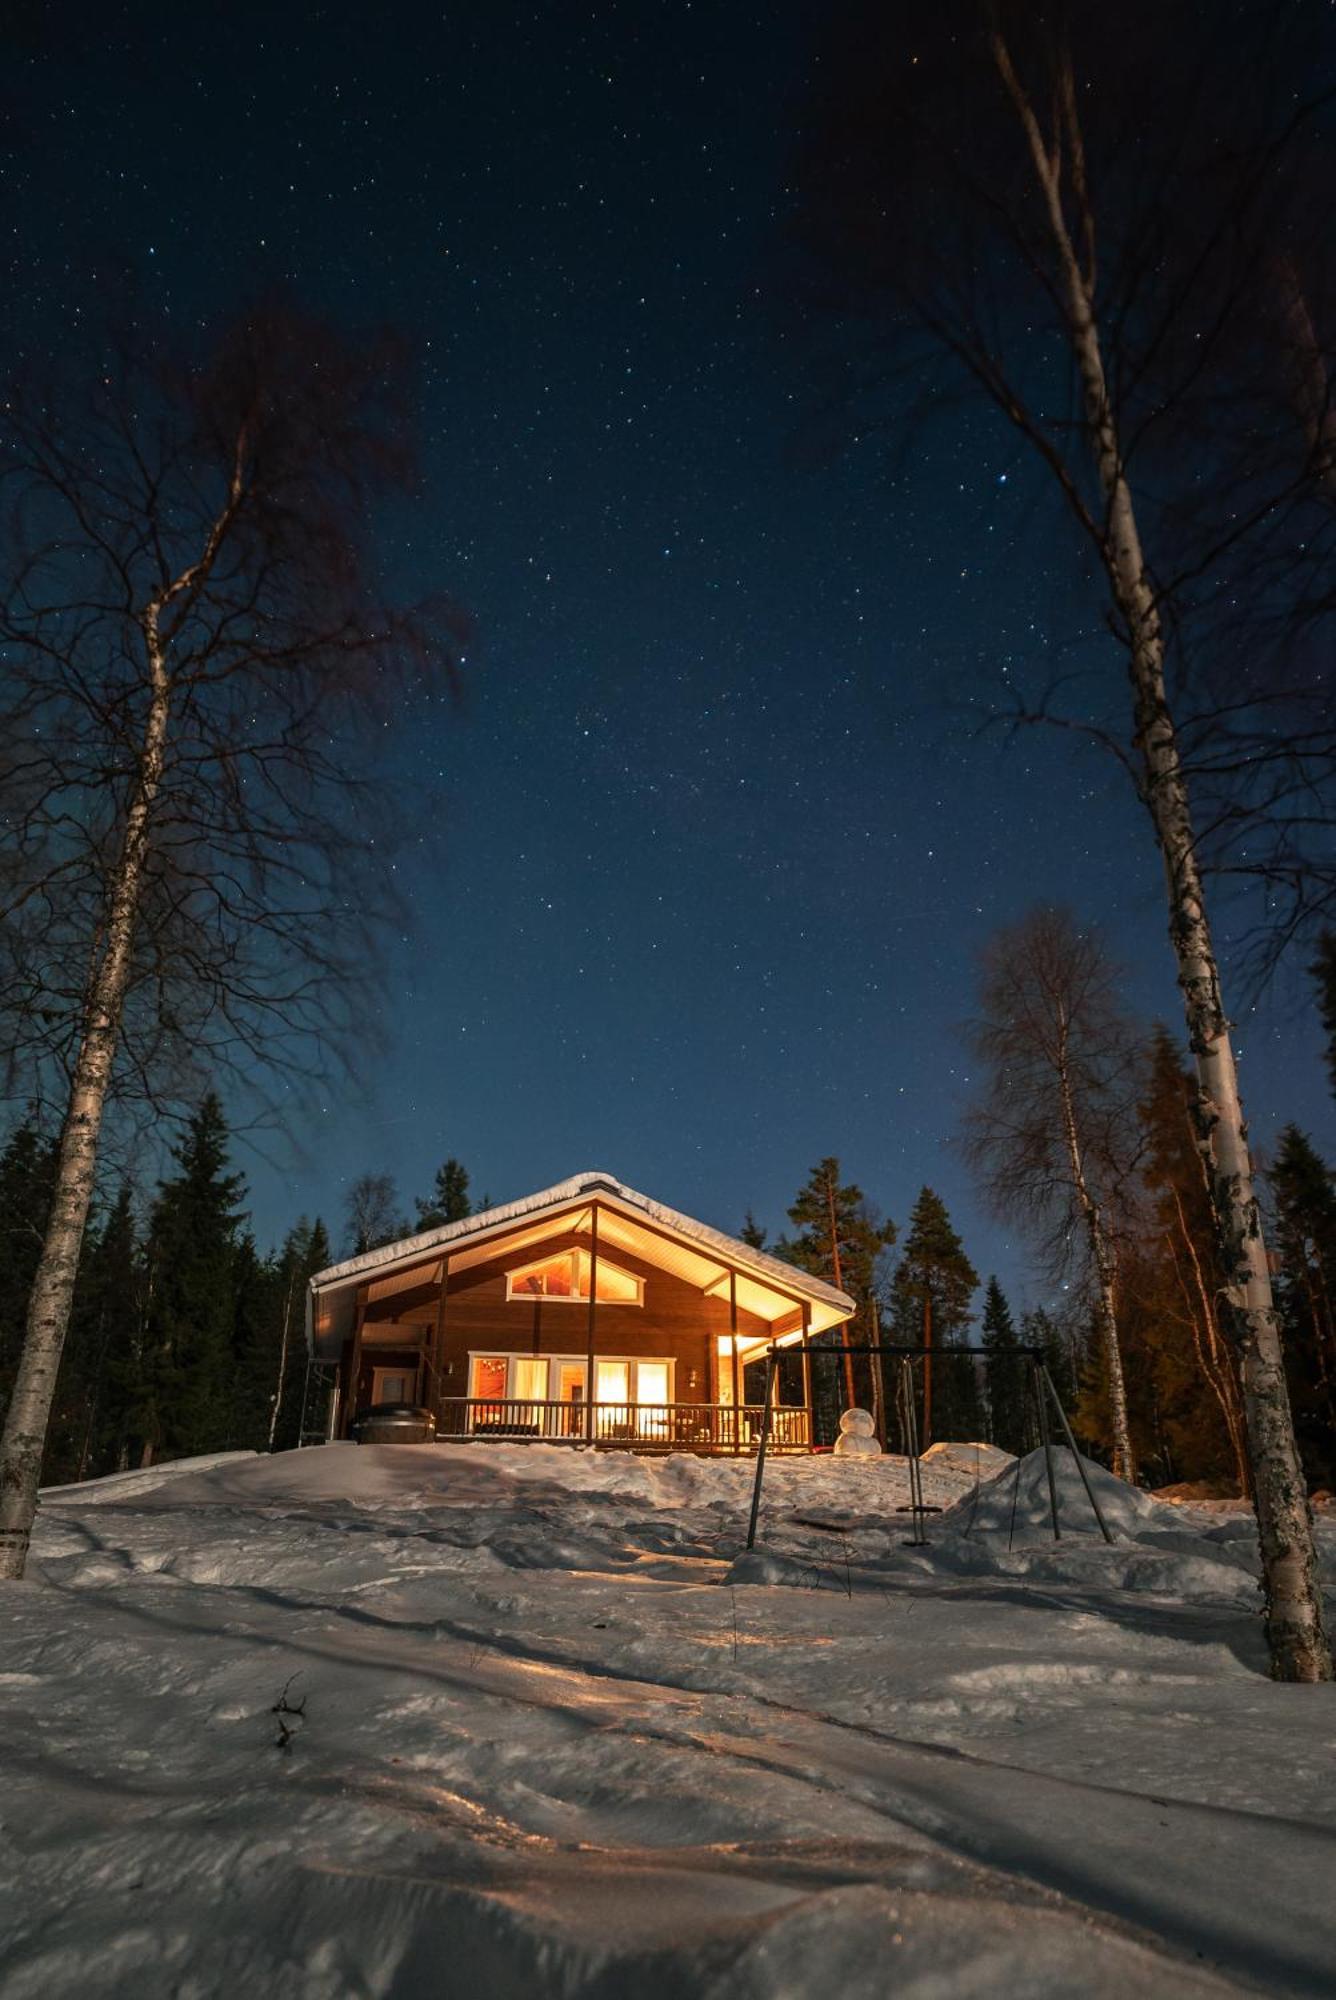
[5, 1441, 1334, 1997]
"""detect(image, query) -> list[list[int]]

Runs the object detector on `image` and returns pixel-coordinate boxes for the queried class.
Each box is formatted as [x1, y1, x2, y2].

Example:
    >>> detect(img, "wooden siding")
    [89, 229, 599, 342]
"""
[346, 1222, 774, 1412]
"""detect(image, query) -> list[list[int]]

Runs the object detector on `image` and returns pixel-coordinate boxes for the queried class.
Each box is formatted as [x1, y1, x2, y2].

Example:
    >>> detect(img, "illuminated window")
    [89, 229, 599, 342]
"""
[637, 1362, 669, 1410]
[505, 1250, 643, 1305]
[595, 1359, 630, 1405]
[471, 1355, 508, 1399]
[513, 1356, 549, 1401]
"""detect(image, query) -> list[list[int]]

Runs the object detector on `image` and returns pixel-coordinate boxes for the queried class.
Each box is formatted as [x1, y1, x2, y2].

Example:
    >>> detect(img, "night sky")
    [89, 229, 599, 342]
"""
[10, 2, 1333, 1299]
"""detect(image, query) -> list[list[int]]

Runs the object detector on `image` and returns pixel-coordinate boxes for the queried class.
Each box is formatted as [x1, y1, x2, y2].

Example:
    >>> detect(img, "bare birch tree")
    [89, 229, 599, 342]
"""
[0, 305, 464, 1578]
[962, 908, 1141, 1480]
[788, 2, 1332, 1675]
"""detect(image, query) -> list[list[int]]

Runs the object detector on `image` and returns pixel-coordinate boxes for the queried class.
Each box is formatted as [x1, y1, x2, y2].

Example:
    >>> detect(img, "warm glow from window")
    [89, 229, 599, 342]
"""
[505, 1250, 643, 1305]
[596, 1360, 630, 1404]
[637, 1362, 669, 1410]
[471, 1355, 507, 1398]
[513, 1357, 549, 1400]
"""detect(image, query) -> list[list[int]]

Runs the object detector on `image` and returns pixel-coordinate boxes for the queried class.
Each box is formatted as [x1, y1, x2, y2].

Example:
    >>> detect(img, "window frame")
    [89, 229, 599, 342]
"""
[465, 1351, 674, 1405]
[503, 1248, 644, 1307]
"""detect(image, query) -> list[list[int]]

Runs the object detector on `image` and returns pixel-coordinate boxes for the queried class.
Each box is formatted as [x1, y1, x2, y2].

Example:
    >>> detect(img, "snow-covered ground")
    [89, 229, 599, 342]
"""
[4, 1441, 1335, 1997]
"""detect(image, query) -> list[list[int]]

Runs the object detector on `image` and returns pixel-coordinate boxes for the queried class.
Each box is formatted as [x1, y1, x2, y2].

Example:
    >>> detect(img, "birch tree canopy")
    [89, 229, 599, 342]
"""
[0, 304, 466, 1132]
[0, 303, 466, 1579]
[785, 0, 1333, 1675]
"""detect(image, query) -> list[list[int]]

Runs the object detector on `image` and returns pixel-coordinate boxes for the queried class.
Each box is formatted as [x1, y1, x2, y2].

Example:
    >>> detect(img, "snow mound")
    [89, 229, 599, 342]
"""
[921, 1440, 1015, 1478]
[938, 1446, 1160, 1540]
[39, 1451, 261, 1505]
[8, 1437, 1336, 1995]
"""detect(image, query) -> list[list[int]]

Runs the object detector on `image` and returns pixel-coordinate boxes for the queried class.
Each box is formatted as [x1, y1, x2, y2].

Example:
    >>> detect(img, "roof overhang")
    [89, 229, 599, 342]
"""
[306, 1170, 855, 1360]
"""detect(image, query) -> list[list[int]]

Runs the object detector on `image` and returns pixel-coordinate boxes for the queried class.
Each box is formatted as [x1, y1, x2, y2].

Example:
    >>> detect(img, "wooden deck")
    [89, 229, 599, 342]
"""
[433, 1397, 811, 1452]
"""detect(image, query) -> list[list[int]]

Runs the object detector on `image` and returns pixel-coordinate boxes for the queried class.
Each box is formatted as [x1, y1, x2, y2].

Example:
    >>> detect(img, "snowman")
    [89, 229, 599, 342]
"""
[832, 1408, 882, 1458]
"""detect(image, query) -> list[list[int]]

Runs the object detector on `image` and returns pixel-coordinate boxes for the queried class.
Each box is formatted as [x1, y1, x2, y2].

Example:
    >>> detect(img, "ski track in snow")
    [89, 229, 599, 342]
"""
[2, 1442, 1334, 1998]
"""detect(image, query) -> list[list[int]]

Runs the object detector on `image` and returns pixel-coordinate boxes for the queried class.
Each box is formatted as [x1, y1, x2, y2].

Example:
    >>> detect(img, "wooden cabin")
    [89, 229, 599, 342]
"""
[306, 1171, 854, 1452]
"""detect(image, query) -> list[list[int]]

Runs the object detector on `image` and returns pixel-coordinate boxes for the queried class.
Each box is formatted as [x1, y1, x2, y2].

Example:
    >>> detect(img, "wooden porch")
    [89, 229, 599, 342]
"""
[309, 1173, 856, 1459]
[431, 1395, 811, 1452]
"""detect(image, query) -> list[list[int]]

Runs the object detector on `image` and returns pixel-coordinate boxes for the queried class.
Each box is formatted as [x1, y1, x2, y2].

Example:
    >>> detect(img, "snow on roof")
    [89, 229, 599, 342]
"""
[308, 1169, 855, 1349]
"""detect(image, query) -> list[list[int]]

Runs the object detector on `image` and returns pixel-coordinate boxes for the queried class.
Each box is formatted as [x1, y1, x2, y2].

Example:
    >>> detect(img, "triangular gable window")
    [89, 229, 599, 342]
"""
[505, 1249, 642, 1305]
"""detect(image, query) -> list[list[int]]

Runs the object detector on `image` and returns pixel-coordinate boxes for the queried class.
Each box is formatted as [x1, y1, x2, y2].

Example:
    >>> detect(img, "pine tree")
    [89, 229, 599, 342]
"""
[1270, 1127, 1336, 1489]
[1312, 933, 1336, 1107]
[1032, 1304, 1090, 1444]
[0, 1119, 59, 1410]
[230, 1235, 283, 1450]
[783, 1158, 896, 1426]
[43, 1182, 143, 1484]
[78, 1184, 146, 1479]
[1133, 1027, 1249, 1491]
[267, 1217, 331, 1452]
[415, 1159, 471, 1230]
[140, 1097, 246, 1462]
[981, 1277, 1027, 1454]
[739, 1210, 768, 1250]
[891, 1188, 979, 1446]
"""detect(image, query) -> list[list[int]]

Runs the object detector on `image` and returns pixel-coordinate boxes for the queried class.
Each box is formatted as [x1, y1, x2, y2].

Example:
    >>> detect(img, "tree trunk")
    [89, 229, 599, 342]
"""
[921, 1290, 933, 1447]
[867, 1297, 887, 1446]
[993, 33, 1331, 1678]
[1168, 1197, 1251, 1498]
[0, 617, 171, 1579]
[1055, 1012, 1136, 1481]
[268, 1271, 298, 1453]
[826, 1174, 857, 1409]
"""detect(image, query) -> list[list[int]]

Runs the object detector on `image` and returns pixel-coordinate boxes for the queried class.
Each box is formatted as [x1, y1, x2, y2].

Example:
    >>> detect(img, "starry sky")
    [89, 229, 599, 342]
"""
[10, 1, 1333, 1300]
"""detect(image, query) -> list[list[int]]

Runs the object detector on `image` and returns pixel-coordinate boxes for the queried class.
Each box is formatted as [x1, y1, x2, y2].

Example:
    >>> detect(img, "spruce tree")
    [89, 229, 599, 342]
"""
[140, 1096, 246, 1462]
[739, 1210, 767, 1250]
[782, 1158, 896, 1433]
[415, 1159, 471, 1230]
[1312, 933, 1336, 1108]
[78, 1184, 146, 1479]
[267, 1217, 332, 1451]
[0, 1120, 58, 1410]
[981, 1277, 1027, 1454]
[230, 1234, 283, 1450]
[1269, 1127, 1336, 1488]
[42, 1182, 143, 1484]
[1129, 1027, 1249, 1491]
[891, 1188, 979, 1445]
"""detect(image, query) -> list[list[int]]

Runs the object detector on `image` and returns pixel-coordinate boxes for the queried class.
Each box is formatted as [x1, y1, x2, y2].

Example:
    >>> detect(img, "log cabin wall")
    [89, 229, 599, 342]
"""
[352, 1224, 775, 1407]
[435, 1228, 772, 1403]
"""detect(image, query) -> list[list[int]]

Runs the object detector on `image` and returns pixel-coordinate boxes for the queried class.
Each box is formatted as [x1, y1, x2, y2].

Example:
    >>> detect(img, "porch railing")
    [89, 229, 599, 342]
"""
[433, 1398, 809, 1451]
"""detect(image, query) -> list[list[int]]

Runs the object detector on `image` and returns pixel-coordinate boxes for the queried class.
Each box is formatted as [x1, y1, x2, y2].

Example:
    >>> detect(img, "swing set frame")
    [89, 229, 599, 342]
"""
[744, 1342, 1115, 1551]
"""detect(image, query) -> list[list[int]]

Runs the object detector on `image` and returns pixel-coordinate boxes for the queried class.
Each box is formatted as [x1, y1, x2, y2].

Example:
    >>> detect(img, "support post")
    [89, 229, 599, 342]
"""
[801, 1301, 813, 1451]
[344, 1288, 366, 1438]
[430, 1255, 450, 1423]
[584, 1204, 599, 1442]
[1042, 1364, 1114, 1544]
[899, 1356, 928, 1545]
[745, 1349, 778, 1550]
[297, 1354, 313, 1449]
[730, 1269, 741, 1454]
[1032, 1357, 1061, 1541]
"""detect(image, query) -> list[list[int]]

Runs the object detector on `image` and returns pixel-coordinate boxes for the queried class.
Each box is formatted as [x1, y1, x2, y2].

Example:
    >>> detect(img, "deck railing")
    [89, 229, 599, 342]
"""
[433, 1397, 809, 1451]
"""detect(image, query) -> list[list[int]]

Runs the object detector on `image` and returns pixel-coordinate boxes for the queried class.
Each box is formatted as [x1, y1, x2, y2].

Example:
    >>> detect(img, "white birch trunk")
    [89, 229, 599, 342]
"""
[0, 434, 248, 1579]
[0, 615, 171, 1577]
[994, 36, 1331, 1679]
[1055, 1011, 1135, 1480]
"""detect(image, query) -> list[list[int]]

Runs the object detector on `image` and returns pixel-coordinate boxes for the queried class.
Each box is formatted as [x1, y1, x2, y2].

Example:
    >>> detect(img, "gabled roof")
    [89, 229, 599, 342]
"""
[307, 1169, 855, 1356]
